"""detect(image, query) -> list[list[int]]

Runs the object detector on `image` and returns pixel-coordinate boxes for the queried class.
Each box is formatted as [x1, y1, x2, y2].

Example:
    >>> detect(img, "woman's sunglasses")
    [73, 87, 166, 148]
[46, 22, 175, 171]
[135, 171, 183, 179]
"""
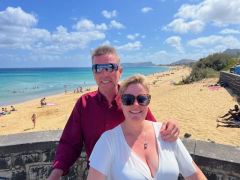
[121, 94, 151, 106]
[92, 63, 118, 73]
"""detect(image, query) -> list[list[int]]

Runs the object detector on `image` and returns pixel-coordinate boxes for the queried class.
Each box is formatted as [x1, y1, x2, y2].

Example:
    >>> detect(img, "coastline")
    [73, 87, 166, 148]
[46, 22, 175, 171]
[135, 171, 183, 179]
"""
[0, 66, 168, 107]
[0, 66, 239, 147]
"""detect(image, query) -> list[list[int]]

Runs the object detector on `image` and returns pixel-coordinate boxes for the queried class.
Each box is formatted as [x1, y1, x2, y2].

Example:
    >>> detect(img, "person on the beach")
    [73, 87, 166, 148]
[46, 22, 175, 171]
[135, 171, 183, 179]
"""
[87, 74, 206, 180]
[48, 45, 180, 179]
[217, 105, 240, 128]
[219, 104, 239, 119]
[10, 105, 16, 111]
[79, 86, 83, 93]
[217, 113, 240, 128]
[218, 111, 240, 122]
[64, 85, 67, 94]
[40, 97, 47, 107]
[4, 108, 11, 114]
[31, 113, 36, 128]
[1, 108, 6, 115]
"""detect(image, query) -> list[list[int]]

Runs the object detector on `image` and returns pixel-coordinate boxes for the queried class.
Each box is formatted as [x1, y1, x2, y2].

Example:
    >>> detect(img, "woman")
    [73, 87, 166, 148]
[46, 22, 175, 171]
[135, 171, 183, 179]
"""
[87, 74, 206, 180]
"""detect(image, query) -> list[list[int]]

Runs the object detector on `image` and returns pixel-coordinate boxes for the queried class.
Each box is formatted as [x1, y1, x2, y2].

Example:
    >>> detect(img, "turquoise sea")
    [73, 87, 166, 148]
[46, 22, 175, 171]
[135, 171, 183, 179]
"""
[0, 66, 169, 106]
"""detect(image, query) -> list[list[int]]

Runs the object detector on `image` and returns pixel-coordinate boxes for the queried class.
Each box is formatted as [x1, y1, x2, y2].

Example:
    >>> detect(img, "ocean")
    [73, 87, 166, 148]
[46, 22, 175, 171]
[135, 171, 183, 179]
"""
[0, 66, 169, 106]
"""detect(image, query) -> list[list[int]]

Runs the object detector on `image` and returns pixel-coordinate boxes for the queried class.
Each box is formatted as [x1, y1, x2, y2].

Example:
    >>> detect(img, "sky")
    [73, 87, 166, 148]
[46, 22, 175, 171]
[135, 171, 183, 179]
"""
[0, 0, 240, 68]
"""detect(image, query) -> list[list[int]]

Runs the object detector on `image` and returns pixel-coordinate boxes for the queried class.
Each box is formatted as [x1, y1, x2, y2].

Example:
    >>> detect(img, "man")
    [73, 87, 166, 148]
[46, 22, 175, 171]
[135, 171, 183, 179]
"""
[219, 105, 239, 119]
[48, 45, 179, 179]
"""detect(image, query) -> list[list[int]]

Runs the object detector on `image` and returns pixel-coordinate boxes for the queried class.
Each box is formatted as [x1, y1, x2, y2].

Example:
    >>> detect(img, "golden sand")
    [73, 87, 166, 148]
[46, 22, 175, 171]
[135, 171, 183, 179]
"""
[0, 66, 239, 147]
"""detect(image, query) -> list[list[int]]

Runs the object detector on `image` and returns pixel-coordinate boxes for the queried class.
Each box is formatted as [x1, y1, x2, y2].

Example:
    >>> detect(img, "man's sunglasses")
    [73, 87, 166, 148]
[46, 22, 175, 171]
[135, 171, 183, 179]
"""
[121, 94, 151, 106]
[92, 63, 119, 73]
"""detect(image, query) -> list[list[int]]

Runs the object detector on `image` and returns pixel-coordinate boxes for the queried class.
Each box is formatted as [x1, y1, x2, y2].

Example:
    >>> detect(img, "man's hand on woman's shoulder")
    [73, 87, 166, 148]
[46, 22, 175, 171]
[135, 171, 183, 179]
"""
[160, 119, 180, 142]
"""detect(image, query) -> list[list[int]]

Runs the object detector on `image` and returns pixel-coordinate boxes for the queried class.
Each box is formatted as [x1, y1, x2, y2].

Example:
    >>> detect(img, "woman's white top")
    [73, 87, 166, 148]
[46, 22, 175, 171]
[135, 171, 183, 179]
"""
[89, 122, 196, 180]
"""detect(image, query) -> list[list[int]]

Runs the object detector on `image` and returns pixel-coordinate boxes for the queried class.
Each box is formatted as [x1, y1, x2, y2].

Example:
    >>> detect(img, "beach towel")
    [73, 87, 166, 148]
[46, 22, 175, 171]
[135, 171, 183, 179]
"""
[46, 103, 56, 106]
[208, 86, 221, 91]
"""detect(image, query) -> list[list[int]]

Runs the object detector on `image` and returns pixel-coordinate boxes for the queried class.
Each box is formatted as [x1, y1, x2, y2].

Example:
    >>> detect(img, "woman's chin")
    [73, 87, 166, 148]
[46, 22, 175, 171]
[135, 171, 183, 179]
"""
[127, 115, 145, 121]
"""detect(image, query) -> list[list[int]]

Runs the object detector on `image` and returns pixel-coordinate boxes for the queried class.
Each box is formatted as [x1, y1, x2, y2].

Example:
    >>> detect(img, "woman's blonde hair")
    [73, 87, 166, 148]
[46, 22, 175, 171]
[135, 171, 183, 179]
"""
[119, 74, 149, 96]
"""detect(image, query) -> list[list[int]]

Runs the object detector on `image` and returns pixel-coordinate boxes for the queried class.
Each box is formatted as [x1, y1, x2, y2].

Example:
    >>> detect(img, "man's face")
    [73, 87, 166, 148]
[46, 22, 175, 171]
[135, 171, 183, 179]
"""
[92, 54, 122, 93]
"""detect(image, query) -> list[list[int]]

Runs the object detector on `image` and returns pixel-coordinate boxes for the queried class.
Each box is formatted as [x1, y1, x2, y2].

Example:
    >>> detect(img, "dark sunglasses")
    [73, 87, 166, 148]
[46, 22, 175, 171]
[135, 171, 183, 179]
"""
[121, 94, 151, 106]
[92, 63, 119, 73]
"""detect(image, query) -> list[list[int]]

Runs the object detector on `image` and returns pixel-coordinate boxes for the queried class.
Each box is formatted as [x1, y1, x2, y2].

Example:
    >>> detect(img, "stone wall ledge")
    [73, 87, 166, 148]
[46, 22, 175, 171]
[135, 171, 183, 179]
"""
[0, 130, 62, 147]
[1, 130, 240, 163]
[1, 131, 240, 179]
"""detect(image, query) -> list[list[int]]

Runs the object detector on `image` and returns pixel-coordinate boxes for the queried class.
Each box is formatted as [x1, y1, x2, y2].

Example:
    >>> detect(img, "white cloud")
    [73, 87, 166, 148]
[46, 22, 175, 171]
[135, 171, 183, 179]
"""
[96, 23, 108, 30]
[165, 36, 184, 53]
[110, 20, 125, 29]
[101, 10, 117, 19]
[127, 33, 140, 40]
[73, 19, 108, 31]
[149, 50, 169, 62]
[0, 7, 106, 53]
[165, 0, 240, 33]
[163, 18, 204, 33]
[101, 40, 111, 45]
[117, 41, 142, 51]
[0, 7, 37, 27]
[73, 19, 95, 30]
[220, 28, 240, 34]
[0, 7, 50, 50]
[141, 7, 153, 13]
[50, 27, 105, 51]
[188, 35, 240, 50]
[176, 0, 240, 25]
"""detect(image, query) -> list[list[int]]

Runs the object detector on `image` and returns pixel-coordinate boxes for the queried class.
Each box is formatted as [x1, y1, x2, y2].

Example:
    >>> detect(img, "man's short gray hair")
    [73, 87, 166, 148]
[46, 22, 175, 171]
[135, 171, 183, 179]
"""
[91, 45, 120, 63]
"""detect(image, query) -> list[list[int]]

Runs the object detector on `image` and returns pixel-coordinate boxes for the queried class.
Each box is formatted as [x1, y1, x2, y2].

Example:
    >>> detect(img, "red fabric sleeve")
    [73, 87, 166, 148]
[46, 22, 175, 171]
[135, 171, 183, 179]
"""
[52, 98, 84, 175]
[146, 107, 157, 122]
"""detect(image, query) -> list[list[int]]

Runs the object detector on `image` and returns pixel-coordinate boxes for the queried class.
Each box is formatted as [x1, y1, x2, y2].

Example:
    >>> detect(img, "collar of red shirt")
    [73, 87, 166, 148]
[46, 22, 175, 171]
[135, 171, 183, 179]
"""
[96, 85, 121, 108]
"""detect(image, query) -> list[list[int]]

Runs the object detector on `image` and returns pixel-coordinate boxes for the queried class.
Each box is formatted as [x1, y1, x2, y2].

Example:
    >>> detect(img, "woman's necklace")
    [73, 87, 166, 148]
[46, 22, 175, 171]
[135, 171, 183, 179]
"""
[121, 122, 149, 150]
[144, 132, 148, 150]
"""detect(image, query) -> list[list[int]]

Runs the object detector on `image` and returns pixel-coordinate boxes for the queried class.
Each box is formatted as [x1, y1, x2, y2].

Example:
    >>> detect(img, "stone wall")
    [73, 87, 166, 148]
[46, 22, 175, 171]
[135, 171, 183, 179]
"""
[0, 131, 240, 180]
[0, 131, 88, 180]
[220, 71, 240, 96]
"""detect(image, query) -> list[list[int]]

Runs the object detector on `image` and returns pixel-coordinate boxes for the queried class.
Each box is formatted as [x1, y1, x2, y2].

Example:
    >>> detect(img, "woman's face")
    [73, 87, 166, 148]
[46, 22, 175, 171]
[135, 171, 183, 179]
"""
[121, 83, 150, 122]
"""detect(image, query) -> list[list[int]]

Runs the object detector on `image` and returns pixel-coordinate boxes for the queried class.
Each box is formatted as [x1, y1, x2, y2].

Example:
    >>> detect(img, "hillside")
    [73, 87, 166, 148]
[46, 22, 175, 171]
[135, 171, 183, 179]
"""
[223, 49, 240, 56]
[121, 61, 156, 67]
[170, 59, 196, 66]
[181, 53, 239, 84]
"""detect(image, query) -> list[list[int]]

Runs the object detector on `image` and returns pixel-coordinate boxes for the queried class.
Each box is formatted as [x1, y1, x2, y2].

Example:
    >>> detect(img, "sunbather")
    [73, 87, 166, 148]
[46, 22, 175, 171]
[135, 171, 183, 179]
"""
[217, 119, 240, 128]
[220, 105, 239, 118]
[219, 111, 240, 121]
[0, 108, 6, 115]
[217, 111, 240, 128]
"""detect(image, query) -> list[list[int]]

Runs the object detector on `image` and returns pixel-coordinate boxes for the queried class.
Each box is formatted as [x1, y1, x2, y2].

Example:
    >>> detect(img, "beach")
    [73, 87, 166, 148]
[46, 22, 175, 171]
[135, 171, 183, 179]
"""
[0, 66, 239, 147]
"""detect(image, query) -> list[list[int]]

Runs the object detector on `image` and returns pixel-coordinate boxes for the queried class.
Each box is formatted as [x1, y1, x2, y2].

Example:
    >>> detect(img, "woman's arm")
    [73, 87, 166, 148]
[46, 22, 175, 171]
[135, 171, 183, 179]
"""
[87, 167, 106, 180]
[185, 162, 207, 180]
[88, 132, 112, 179]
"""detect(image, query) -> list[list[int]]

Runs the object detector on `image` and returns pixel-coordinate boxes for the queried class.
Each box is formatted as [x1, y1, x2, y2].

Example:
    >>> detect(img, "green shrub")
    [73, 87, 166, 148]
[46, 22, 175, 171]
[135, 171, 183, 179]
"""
[181, 53, 238, 84]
